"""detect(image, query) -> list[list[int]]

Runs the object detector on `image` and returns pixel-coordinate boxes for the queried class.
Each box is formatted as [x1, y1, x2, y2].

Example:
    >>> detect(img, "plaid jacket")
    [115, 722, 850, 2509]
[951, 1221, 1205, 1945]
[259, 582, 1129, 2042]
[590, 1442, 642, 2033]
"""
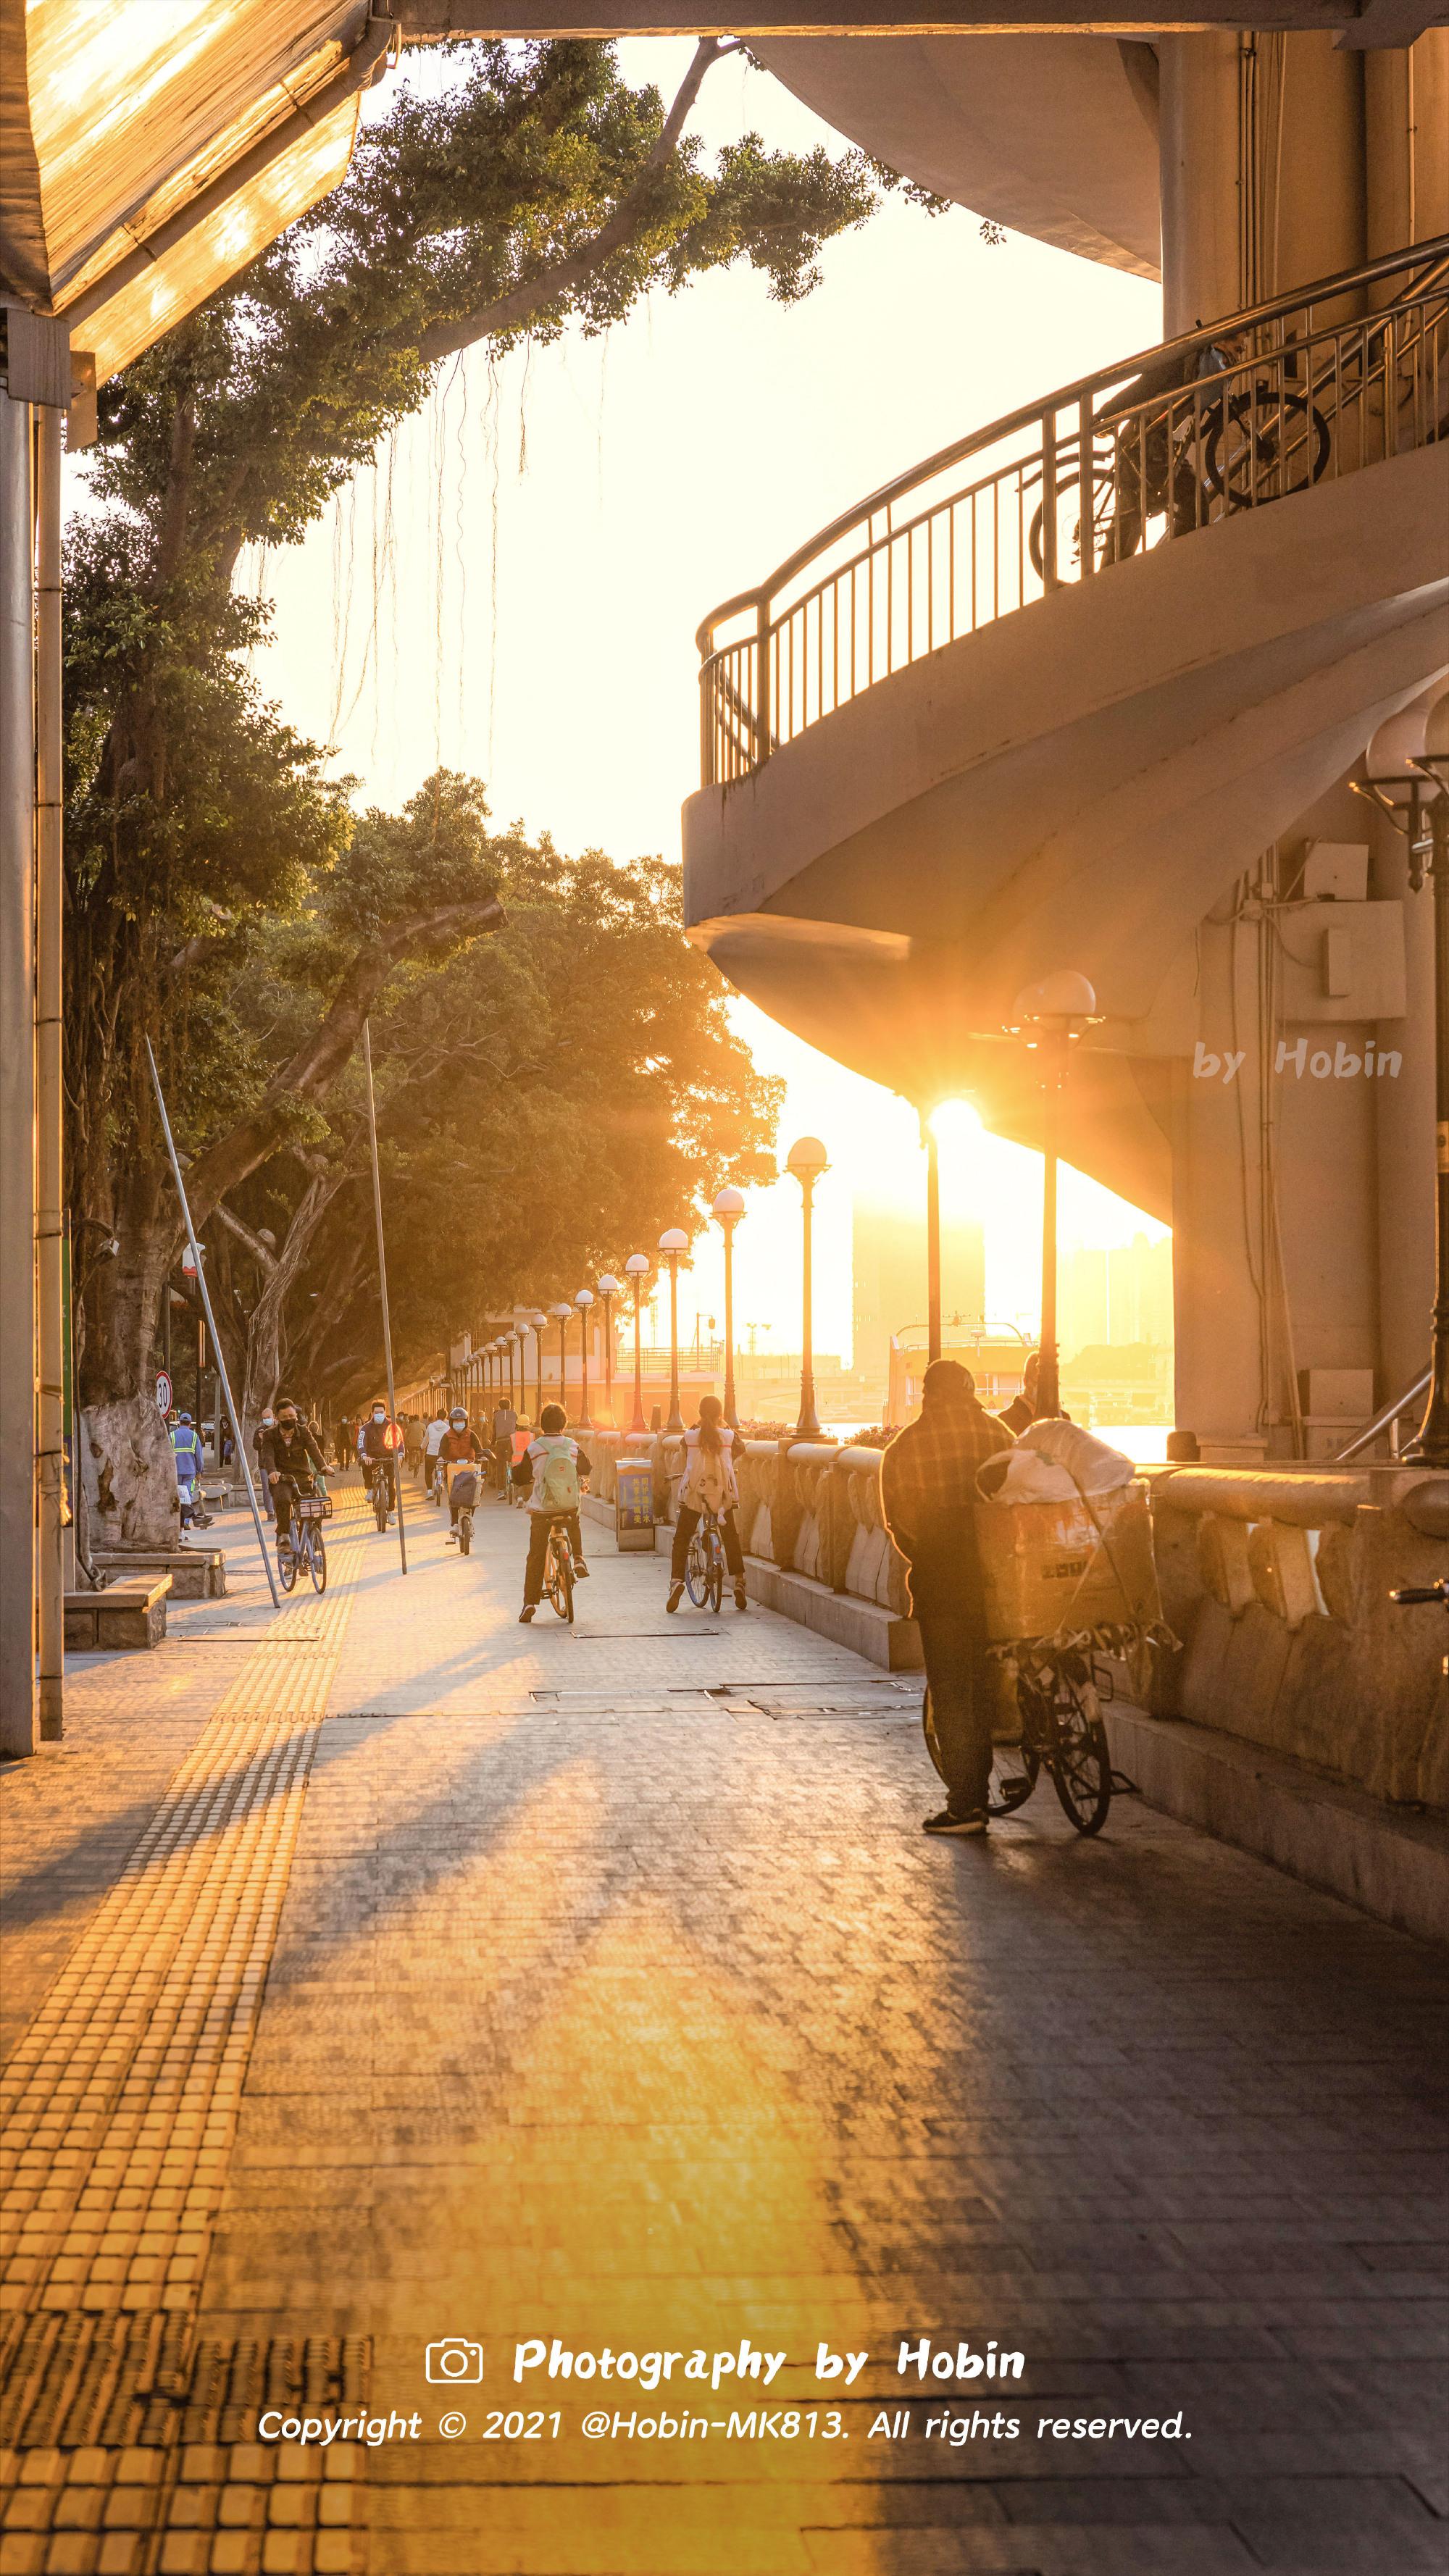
[880, 1396, 1013, 1612]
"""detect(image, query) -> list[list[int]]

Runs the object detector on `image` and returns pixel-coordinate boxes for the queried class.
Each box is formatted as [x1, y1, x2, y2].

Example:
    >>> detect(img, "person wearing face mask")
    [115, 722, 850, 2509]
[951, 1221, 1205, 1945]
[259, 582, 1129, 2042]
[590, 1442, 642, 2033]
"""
[260, 1398, 329, 1557]
[438, 1408, 486, 1543]
[423, 1408, 450, 1500]
[252, 1409, 277, 1519]
[358, 1400, 402, 1521]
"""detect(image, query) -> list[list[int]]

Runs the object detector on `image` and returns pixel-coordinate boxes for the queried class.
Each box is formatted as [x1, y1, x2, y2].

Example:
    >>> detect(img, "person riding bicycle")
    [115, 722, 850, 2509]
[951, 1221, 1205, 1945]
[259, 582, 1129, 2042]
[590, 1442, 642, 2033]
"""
[512, 1403, 590, 1622]
[359, 1401, 402, 1521]
[880, 1359, 1016, 1840]
[261, 1399, 329, 1552]
[667, 1395, 747, 1613]
[439, 1407, 486, 1544]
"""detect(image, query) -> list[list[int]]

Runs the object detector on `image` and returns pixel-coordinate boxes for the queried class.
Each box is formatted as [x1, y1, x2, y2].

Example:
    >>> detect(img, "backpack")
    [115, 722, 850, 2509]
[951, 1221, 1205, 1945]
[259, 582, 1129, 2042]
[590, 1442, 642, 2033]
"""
[535, 1437, 580, 1513]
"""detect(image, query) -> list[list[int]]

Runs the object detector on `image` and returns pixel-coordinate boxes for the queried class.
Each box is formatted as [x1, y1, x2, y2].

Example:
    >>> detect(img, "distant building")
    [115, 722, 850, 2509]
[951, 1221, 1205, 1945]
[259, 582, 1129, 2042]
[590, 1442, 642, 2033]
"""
[1060, 1235, 1174, 1356]
[853, 1197, 986, 1383]
[1059, 1342, 1172, 1426]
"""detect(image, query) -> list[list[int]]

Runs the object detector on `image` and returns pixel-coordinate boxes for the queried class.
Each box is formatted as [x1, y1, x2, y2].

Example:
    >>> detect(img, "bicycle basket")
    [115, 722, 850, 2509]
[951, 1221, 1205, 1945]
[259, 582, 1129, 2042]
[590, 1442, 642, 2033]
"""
[294, 1495, 325, 1521]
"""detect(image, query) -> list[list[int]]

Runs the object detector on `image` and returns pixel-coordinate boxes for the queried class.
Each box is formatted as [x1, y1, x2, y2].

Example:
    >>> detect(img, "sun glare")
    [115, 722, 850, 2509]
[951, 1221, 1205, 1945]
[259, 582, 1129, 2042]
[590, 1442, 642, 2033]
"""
[927, 1098, 984, 1147]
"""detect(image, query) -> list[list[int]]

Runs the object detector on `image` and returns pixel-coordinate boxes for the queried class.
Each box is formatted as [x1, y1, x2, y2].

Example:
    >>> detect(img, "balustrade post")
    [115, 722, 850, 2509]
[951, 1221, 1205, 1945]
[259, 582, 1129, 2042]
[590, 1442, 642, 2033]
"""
[1077, 395, 1095, 578]
[754, 593, 772, 768]
[1040, 409, 1058, 592]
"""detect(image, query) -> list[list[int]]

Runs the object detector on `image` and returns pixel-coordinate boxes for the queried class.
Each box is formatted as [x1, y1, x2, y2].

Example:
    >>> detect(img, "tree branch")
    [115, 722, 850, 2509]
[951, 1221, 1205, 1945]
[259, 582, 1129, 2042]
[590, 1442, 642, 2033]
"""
[413, 38, 739, 367]
[181, 890, 505, 1231]
[211, 1200, 279, 1276]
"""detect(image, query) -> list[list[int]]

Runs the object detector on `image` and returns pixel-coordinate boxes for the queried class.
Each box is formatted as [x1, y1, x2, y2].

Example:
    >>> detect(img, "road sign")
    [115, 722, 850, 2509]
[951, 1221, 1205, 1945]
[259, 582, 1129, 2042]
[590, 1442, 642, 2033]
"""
[155, 1370, 172, 1413]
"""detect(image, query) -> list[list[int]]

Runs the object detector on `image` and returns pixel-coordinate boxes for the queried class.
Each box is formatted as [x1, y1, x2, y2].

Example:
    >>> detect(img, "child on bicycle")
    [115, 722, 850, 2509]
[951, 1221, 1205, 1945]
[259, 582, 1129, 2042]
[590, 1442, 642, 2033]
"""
[667, 1395, 747, 1613]
[513, 1403, 590, 1621]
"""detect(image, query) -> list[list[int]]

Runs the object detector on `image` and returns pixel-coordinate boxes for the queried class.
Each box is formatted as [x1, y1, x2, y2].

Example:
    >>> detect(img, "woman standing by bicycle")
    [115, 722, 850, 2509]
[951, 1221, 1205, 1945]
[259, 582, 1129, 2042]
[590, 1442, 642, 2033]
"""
[667, 1396, 748, 1613]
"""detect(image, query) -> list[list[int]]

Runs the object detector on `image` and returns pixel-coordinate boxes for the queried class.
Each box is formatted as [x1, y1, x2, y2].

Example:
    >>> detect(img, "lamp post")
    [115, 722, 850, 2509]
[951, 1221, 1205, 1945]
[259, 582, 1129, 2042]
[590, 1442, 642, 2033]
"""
[658, 1231, 688, 1434]
[1008, 972, 1101, 1421]
[920, 1114, 942, 1365]
[596, 1275, 619, 1428]
[505, 1329, 518, 1412]
[551, 1303, 572, 1421]
[575, 1288, 595, 1430]
[785, 1137, 829, 1439]
[1353, 694, 1449, 1465]
[625, 1253, 650, 1434]
[711, 1189, 745, 1429]
[530, 1310, 548, 1422]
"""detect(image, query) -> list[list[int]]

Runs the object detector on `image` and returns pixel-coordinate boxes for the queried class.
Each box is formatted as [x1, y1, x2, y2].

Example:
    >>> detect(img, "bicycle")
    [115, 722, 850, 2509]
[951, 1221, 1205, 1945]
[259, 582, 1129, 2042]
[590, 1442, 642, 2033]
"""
[367, 1458, 395, 1534]
[923, 1636, 1116, 1836]
[541, 1512, 577, 1624]
[276, 1479, 327, 1595]
[448, 1463, 480, 1555]
[684, 1505, 727, 1613]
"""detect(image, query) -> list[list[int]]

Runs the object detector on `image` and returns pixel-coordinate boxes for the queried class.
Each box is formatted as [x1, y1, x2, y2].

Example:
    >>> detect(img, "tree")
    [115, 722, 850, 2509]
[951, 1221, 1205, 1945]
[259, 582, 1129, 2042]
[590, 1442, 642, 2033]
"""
[217, 787, 783, 1413]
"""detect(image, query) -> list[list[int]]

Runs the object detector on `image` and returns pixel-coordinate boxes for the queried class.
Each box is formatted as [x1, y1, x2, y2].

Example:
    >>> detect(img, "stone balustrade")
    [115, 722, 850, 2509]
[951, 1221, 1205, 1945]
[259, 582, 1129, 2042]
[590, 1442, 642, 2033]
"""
[583, 1428, 1448, 1812]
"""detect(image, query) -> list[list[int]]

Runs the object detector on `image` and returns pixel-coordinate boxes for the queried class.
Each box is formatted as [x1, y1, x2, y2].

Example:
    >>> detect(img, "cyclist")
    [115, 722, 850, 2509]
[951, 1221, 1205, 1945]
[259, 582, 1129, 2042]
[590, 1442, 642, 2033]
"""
[667, 1395, 747, 1613]
[490, 1390, 518, 1494]
[439, 1406, 486, 1544]
[358, 1400, 402, 1521]
[512, 1403, 590, 1622]
[262, 1398, 329, 1559]
[880, 1359, 1015, 1839]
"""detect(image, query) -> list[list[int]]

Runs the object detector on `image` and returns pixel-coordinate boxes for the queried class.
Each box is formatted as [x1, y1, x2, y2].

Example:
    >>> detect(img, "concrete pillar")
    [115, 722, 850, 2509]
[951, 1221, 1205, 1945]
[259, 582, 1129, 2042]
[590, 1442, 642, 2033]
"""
[1366, 31, 1449, 262]
[1370, 806, 1437, 1410]
[0, 389, 37, 1756]
[1169, 906, 1270, 1459]
[36, 406, 64, 1740]
[1158, 33, 1241, 335]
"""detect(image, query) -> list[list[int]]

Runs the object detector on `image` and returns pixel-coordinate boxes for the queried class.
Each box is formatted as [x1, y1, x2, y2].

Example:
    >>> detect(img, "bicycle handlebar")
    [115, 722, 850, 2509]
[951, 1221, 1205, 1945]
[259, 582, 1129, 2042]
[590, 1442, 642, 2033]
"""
[1390, 1581, 1448, 1606]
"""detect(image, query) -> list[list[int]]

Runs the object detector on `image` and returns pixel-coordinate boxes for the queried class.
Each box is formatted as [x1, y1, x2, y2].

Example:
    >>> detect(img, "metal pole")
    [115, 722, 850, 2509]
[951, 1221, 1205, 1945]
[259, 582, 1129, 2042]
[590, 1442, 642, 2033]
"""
[577, 1310, 592, 1431]
[721, 1227, 738, 1430]
[0, 389, 37, 1756]
[924, 1118, 942, 1366]
[666, 1258, 683, 1434]
[601, 1294, 614, 1428]
[361, 1020, 407, 1571]
[1037, 1038, 1062, 1420]
[36, 407, 64, 1738]
[143, 1042, 280, 1608]
[630, 1277, 646, 1435]
[533, 1322, 543, 1423]
[796, 1179, 822, 1439]
[1404, 806, 1449, 1464]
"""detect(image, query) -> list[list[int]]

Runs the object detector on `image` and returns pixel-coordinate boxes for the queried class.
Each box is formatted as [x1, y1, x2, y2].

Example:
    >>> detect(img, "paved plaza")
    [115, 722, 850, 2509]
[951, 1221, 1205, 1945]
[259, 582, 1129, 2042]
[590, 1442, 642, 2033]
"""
[1, 1474, 1446, 2576]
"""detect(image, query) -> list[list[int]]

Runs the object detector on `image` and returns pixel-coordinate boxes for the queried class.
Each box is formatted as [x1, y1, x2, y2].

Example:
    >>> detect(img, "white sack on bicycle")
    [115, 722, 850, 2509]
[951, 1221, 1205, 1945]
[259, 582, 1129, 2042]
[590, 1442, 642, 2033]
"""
[978, 1420, 1135, 1505]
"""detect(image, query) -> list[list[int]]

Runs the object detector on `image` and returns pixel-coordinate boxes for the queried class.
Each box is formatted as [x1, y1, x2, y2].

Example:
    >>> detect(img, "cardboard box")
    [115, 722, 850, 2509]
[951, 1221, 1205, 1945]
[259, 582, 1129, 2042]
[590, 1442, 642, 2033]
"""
[974, 1482, 1159, 1644]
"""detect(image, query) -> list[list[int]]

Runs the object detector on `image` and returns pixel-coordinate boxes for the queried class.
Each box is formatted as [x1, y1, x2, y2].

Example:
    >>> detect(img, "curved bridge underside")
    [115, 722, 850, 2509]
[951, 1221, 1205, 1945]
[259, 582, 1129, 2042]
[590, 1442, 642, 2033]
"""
[683, 443, 1449, 1217]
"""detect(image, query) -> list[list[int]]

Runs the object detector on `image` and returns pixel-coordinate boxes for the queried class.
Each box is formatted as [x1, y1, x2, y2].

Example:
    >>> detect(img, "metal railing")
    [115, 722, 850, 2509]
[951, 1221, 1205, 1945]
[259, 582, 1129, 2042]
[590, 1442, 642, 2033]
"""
[698, 236, 1449, 789]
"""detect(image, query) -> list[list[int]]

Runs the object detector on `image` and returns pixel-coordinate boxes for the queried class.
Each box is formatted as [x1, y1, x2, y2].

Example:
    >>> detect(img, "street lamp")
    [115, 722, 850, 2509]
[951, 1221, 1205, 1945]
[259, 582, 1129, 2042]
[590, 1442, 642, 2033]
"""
[919, 1113, 943, 1365]
[625, 1253, 651, 1434]
[1354, 694, 1449, 1465]
[506, 1328, 520, 1412]
[1008, 971, 1102, 1421]
[596, 1274, 619, 1428]
[575, 1288, 595, 1430]
[711, 1189, 745, 1429]
[530, 1310, 548, 1423]
[785, 1137, 829, 1440]
[658, 1230, 689, 1434]
[551, 1302, 572, 1421]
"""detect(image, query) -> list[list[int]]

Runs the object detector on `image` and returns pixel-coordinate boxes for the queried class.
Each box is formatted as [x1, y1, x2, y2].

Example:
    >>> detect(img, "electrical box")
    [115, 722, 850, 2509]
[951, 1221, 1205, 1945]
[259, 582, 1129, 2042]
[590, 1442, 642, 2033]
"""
[1274, 900, 1406, 1024]
[1301, 841, 1369, 903]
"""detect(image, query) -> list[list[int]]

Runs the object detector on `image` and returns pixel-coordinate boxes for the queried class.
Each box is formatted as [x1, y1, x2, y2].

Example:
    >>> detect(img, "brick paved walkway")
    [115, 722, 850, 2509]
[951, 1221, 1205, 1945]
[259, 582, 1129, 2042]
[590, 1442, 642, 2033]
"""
[3, 1472, 1446, 2576]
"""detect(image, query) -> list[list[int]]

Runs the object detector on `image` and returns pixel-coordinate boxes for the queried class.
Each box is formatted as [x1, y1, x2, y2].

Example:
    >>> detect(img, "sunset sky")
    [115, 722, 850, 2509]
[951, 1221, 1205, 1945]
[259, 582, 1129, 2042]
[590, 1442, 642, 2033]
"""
[237, 38, 1169, 1360]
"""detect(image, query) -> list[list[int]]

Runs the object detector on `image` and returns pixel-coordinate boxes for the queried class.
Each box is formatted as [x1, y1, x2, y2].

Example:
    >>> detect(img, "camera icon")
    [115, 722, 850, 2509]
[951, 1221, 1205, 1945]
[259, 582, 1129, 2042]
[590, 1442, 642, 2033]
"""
[426, 2340, 485, 2384]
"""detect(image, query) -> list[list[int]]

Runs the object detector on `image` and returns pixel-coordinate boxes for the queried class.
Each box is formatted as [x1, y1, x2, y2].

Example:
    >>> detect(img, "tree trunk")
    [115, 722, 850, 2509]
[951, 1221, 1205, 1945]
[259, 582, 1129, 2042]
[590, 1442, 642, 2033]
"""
[238, 1168, 347, 1441]
[79, 1393, 184, 1552]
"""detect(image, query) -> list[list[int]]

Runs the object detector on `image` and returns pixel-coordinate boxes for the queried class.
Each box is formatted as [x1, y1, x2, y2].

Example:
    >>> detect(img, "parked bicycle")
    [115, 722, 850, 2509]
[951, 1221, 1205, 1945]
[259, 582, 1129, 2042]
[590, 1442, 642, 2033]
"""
[924, 1637, 1118, 1836]
[276, 1476, 328, 1595]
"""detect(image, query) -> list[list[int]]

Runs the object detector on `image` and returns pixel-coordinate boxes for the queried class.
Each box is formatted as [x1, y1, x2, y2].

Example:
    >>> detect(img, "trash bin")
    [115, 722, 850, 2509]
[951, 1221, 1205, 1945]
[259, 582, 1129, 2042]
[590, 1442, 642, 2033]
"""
[615, 1455, 656, 1553]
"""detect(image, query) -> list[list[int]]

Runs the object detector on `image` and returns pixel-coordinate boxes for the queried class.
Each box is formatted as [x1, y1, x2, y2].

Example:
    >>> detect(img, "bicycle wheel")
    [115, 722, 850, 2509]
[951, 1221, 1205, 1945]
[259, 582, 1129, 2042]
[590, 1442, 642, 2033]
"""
[459, 1507, 472, 1555]
[1203, 388, 1329, 507]
[1046, 1666, 1112, 1836]
[545, 1533, 574, 1623]
[706, 1540, 724, 1615]
[1027, 456, 1130, 582]
[373, 1486, 388, 1532]
[684, 1530, 711, 1607]
[309, 1528, 327, 1595]
[277, 1538, 298, 1594]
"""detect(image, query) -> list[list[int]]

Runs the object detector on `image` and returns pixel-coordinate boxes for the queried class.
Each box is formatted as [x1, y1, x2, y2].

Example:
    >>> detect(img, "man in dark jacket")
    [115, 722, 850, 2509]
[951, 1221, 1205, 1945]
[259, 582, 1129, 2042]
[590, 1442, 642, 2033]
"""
[880, 1360, 1013, 1836]
[260, 1400, 329, 1552]
[997, 1351, 1040, 1438]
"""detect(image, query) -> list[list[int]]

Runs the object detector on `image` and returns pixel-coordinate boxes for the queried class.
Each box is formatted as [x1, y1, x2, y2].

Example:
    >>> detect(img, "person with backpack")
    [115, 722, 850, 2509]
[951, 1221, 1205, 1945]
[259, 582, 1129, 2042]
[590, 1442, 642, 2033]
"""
[667, 1395, 747, 1613]
[512, 1402, 590, 1621]
[439, 1407, 486, 1543]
